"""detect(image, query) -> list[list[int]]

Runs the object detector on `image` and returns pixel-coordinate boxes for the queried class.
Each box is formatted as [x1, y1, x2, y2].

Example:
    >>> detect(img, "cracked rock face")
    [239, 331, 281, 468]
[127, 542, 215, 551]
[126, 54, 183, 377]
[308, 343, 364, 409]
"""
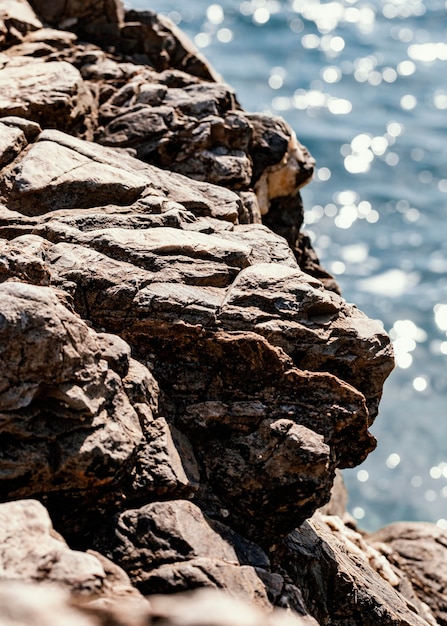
[6, 3, 444, 626]
[0, 121, 393, 539]
[0, 281, 149, 500]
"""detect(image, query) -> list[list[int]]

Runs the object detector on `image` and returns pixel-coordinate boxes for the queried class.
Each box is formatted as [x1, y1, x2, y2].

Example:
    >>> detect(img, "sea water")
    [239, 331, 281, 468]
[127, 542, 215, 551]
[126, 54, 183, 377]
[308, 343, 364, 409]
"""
[127, 0, 447, 531]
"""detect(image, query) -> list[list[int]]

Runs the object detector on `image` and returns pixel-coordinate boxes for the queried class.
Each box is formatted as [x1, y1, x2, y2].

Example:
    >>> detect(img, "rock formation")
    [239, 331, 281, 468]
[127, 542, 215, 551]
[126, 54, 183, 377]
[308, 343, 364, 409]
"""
[0, 1, 446, 625]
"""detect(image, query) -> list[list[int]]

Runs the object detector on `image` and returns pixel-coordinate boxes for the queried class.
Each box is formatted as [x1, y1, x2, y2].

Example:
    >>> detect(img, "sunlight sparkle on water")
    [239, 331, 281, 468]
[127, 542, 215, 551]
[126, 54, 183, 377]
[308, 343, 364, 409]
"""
[389, 319, 426, 368]
[358, 270, 419, 301]
[253, 7, 271, 24]
[315, 166, 331, 181]
[387, 122, 404, 137]
[330, 261, 346, 274]
[408, 42, 447, 62]
[292, 0, 375, 33]
[206, 4, 224, 24]
[321, 66, 342, 83]
[293, 89, 352, 115]
[385, 152, 399, 166]
[434, 304, 447, 332]
[430, 465, 443, 479]
[397, 60, 416, 76]
[194, 32, 211, 48]
[413, 376, 428, 392]
[401, 94, 417, 110]
[434, 91, 447, 110]
[353, 506, 365, 520]
[382, 67, 398, 82]
[425, 490, 437, 502]
[357, 469, 369, 482]
[217, 28, 233, 43]
[341, 243, 369, 264]
[386, 453, 401, 469]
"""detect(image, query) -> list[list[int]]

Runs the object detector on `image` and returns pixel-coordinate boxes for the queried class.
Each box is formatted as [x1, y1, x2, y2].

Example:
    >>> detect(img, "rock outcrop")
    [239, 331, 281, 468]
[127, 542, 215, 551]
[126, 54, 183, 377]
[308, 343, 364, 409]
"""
[0, 1, 445, 625]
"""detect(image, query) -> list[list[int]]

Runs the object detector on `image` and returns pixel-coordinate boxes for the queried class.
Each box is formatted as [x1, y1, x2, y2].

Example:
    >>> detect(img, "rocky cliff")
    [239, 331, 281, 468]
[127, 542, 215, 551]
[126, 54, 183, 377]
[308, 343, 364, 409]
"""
[0, 2, 446, 625]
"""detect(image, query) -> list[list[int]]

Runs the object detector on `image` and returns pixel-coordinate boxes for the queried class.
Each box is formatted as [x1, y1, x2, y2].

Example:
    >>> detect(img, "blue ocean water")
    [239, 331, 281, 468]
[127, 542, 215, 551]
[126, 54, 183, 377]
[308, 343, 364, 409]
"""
[128, 0, 447, 531]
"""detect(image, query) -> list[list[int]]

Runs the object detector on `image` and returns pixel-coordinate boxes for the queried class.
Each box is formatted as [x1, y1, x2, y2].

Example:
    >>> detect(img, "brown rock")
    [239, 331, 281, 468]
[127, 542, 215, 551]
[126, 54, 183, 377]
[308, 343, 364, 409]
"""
[95, 499, 274, 608]
[1, 125, 241, 222]
[0, 236, 50, 284]
[0, 281, 145, 500]
[0, 122, 392, 532]
[120, 10, 219, 81]
[279, 513, 435, 626]
[0, 5, 412, 625]
[0, 120, 27, 167]
[28, 0, 124, 31]
[0, 61, 94, 136]
[0, 499, 147, 610]
[371, 522, 447, 625]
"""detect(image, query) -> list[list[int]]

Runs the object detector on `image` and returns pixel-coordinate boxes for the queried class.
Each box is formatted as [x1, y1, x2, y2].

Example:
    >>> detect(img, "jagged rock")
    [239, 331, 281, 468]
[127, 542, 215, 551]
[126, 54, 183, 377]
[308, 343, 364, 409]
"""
[0, 126, 241, 221]
[371, 522, 447, 625]
[1, 3, 433, 626]
[27, 0, 124, 30]
[0, 280, 193, 515]
[0, 0, 42, 49]
[0, 61, 95, 136]
[0, 120, 27, 167]
[0, 121, 393, 538]
[95, 499, 276, 608]
[0, 0, 323, 280]
[0, 499, 105, 592]
[278, 513, 436, 626]
[0, 236, 50, 284]
[0, 499, 149, 613]
[0, 281, 143, 499]
[120, 10, 220, 81]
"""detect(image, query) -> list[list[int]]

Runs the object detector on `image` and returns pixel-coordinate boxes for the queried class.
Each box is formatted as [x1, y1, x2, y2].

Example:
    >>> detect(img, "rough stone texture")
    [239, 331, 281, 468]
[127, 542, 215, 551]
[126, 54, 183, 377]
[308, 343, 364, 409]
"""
[371, 523, 447, 625]
[0, 2, 443, 626]
[0, 62, 95, 137]
[0, 279, 192, 523]
[96, 499, 274, 608]
[0, 0, 42, 49]
[0, 499, 149, 615]
[27, 0, 124, 30]
[279, 513, 436, 626]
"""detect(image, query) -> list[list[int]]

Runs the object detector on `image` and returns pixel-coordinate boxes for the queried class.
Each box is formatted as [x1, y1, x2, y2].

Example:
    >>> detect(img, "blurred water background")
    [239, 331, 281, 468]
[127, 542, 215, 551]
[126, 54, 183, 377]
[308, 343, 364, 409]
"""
[129, 0, 447, 531]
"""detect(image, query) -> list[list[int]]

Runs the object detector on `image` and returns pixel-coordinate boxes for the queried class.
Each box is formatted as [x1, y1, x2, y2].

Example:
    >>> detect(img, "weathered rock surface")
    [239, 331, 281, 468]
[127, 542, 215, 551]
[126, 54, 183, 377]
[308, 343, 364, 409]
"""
[371, 522, 447, 625]
[0, 499, 149, 615]
[1, 1, 444, 625]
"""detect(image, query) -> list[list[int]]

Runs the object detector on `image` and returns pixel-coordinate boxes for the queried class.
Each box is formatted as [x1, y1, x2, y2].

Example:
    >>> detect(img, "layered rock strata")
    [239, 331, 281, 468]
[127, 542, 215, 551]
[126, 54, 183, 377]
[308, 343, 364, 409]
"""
[0, 1, 445, 625]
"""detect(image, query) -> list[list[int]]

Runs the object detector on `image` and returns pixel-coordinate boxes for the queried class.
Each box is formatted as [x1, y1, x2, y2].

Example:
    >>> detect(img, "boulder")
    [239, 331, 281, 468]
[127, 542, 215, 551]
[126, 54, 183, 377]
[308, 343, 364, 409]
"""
[0, 281, 144, 501]
[95, 499, 273, 607]
[0, 499, 149, 614]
